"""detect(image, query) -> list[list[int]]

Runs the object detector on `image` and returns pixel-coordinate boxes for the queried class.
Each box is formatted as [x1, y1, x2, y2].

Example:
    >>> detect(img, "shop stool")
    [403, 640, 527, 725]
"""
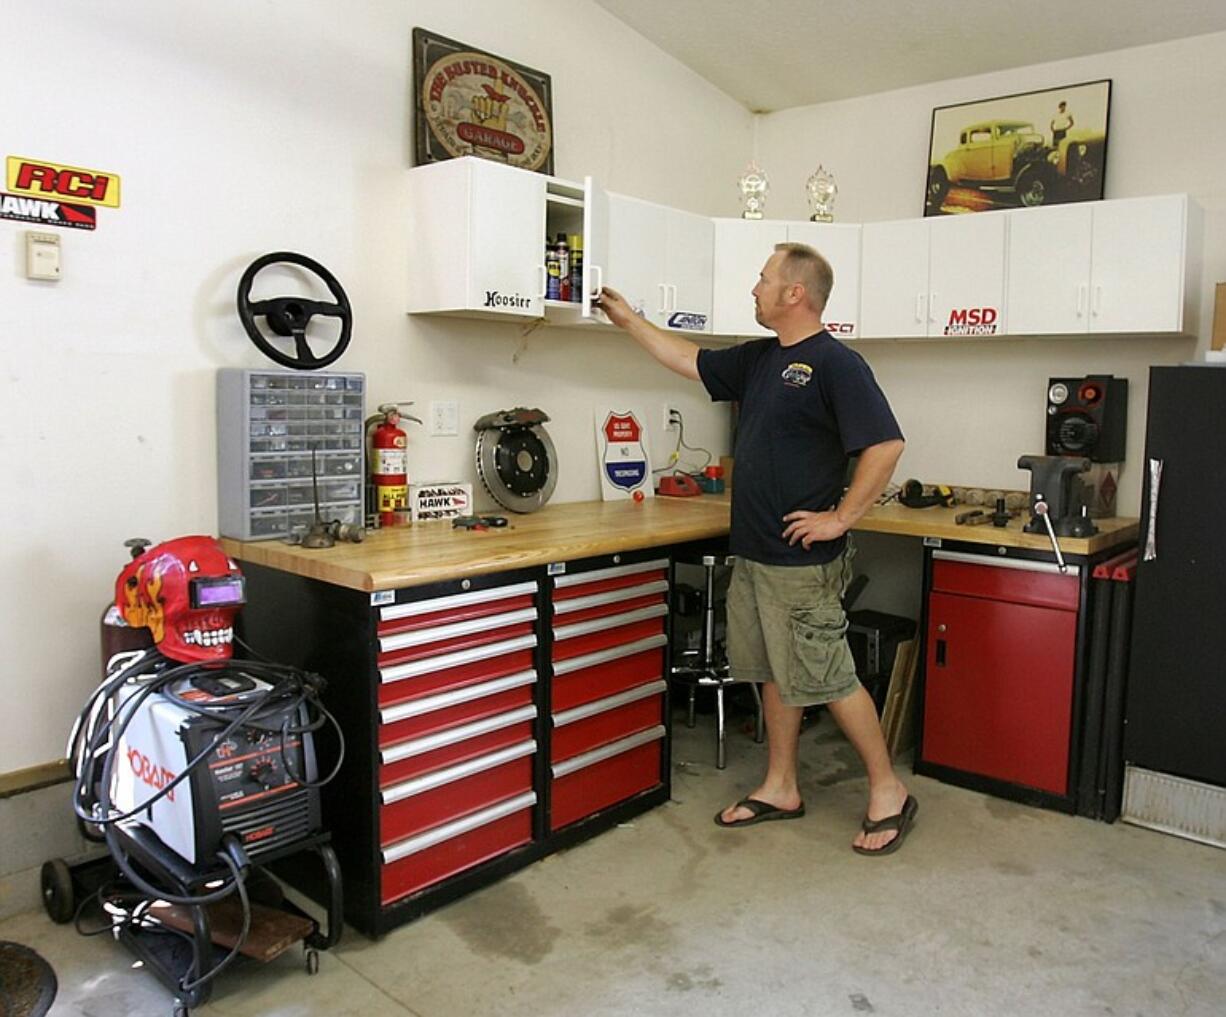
[671, 551, 764, 769]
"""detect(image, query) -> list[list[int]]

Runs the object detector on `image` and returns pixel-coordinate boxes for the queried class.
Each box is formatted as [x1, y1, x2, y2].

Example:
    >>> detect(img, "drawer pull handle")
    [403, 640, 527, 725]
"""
[935, 638, 947, 668]
[553, 558, 669, 588]
[382, 791, 536, 864]
[553, 680, 667, 727]
[552, 725, 665, 778]
[552, 634, 668, 676]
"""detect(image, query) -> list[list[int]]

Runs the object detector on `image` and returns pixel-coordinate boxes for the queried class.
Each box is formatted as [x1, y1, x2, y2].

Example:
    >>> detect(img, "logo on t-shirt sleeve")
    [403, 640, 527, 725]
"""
[781, 362, 813, 387]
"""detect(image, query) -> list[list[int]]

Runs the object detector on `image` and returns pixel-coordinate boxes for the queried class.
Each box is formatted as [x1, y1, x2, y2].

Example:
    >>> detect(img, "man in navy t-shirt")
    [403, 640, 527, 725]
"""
[596, 242, 917, 855]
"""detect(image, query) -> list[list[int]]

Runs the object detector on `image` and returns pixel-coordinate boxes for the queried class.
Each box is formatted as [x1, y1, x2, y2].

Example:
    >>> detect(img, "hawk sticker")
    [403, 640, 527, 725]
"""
[781, 363, 813, 388]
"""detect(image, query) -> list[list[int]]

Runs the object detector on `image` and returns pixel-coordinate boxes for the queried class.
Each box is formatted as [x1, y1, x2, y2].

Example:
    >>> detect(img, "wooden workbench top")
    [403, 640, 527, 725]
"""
[220, 496, 1138, 592]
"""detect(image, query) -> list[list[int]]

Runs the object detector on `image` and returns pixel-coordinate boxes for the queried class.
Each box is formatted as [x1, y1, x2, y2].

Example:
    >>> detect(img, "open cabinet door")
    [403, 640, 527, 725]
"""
[582, 175, 609, 320]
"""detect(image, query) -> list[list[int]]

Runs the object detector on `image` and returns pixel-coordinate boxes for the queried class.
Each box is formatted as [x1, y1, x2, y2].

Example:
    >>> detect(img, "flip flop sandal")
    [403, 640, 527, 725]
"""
[852, 794, 919, 856]
[713, 797, 806, 828]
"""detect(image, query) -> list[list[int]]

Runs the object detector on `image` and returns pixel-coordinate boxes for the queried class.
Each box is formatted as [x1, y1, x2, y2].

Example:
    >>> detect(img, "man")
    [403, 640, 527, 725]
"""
[1051, 100, 1074, 147]
[595, 243, 916, 855]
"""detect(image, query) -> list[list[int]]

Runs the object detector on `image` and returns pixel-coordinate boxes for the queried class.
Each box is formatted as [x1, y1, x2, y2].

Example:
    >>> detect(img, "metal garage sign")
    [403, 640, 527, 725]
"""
[413, 29, 554, 174]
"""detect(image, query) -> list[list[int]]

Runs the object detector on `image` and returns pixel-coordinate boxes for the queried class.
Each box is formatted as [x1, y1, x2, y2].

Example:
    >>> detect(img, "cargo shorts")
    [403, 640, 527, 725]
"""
[725, 545, 860, 708]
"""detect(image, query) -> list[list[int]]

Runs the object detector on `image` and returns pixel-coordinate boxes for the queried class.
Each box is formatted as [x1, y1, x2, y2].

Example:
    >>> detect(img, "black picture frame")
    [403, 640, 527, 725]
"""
[412, 28, 555, 175]
[924, 79, 1111, 216]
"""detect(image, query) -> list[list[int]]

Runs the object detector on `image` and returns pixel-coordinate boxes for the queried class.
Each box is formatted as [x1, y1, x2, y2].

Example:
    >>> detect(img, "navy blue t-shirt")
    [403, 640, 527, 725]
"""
[697, 331, 903, 566]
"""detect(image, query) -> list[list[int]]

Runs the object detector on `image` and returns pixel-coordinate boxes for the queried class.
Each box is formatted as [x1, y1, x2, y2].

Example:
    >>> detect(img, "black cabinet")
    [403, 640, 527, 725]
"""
[1125, 366, 1226, 788]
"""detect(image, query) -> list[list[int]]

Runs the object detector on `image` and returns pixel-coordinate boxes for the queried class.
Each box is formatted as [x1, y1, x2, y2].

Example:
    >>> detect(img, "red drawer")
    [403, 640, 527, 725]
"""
[931, 555, 1079, 612]
[381, 793, 534, 905]
[552, 618, 666, 662]
[553, 565, 668, 603]
[378, 619, 536, 669]
[381, 744, 535, 845]
[553, 641, 666, 711]
[379, 672, 536, 746]
[551, 685, 665, 763]
[378, 637, 536, 706]
[381, 713, 535, 785]
[550, 728, 664, 831]
[554, 592, 666, 627]
[378, 592, 537, 639]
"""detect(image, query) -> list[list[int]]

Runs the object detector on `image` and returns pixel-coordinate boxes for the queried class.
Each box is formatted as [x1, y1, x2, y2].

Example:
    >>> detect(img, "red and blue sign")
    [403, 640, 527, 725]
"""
[601, 412, 649, 491]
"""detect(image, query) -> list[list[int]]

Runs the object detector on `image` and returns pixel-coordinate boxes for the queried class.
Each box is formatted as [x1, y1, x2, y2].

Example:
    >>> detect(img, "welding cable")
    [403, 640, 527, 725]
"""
[175, 840, 252, 994]
[278, 696, 346, 789]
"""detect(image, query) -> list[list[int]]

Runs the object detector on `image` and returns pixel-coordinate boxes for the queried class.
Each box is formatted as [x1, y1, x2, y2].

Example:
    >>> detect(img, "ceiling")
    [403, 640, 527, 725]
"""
[593, 0, 1226, 112]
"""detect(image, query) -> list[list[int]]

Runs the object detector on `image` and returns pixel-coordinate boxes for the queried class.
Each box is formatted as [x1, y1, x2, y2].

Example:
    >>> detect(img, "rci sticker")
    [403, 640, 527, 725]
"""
[6, 156, 122, 208]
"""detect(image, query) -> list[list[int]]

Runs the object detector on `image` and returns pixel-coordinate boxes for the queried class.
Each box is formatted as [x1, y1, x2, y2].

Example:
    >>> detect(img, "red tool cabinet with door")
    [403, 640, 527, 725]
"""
[235, 548, 671, 937]
[915, 542, 1126, 813]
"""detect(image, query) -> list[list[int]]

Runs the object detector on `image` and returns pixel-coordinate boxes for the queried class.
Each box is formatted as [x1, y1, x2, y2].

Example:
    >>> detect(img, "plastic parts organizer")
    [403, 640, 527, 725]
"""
[217, 368, 365, 541]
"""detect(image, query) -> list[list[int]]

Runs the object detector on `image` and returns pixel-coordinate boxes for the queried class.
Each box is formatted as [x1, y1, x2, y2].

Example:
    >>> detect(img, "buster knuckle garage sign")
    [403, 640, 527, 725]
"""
[413, 28, 554, 174]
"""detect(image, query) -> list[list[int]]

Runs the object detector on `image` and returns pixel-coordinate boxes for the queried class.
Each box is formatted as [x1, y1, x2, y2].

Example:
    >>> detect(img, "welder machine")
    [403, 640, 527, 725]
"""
[43, 536, 344, 1015]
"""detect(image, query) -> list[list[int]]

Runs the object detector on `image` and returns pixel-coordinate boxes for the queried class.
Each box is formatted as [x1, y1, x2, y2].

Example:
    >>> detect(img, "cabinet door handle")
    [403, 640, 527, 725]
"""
[537, 263, 547, 299]
[1092, 284, 1103, 316]
[657, 283, 668, 315]
[1144, 457, 1163, 561]
[935, 638, 947, 667]
[915, 293, 925, 323]
[928, 292, 937, 324]
[589, 264, 603, 299]
[667, 283, 678, 312]
[1076, 283, 1087, 317]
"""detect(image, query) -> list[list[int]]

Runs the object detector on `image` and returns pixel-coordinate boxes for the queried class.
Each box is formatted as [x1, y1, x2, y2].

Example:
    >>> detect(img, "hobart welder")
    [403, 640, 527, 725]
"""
[44, 536, 344, 1016]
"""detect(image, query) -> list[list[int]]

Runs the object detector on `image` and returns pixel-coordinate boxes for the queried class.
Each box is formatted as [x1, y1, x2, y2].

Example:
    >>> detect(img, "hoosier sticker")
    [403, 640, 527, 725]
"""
[0, 191, 96, 230]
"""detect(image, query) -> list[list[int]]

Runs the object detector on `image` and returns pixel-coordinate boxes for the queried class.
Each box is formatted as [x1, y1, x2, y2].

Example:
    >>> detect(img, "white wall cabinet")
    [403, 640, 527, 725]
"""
[1007, 194, 1197, 335]
[711, 219, 787, 337]
[407, 157, 607, 323]
[784, 222, 863, 339]
[606, 195, 713, 333]
[408, 159, 1195, 344]
[861, 212, 1008, 339]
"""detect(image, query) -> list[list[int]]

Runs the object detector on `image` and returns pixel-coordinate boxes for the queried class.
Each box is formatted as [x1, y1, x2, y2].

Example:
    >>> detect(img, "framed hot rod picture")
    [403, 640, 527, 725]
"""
[924, 79, 1111, 216]
[412, 28, 554, 175]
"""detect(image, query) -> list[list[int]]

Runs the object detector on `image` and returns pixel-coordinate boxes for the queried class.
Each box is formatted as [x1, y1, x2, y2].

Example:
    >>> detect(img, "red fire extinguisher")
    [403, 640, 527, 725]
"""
[365, 403, 421, 528]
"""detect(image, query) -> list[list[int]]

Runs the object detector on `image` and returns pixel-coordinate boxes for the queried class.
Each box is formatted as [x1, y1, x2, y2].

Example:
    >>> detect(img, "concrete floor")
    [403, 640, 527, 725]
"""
[4, 711, 1225, 1017]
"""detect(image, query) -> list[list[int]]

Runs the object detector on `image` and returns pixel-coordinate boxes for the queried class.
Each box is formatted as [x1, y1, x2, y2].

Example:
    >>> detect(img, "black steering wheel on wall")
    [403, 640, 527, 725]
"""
[236, 252, 353, 370]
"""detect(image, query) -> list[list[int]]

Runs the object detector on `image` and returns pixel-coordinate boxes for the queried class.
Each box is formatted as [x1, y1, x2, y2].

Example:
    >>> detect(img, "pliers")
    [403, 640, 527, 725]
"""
[451, 514, 509, 531]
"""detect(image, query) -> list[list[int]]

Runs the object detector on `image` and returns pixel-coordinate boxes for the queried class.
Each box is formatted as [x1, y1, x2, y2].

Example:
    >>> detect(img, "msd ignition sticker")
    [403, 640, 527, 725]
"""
[0, 192, 96, 230]
[598, 411, 650, 497]
[414, 29, 554, 173]
[944, 307, 999, 335]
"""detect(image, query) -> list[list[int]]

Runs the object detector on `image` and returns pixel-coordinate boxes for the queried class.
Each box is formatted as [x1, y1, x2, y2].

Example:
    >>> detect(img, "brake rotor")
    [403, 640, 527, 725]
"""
[474, 408, 558, 514]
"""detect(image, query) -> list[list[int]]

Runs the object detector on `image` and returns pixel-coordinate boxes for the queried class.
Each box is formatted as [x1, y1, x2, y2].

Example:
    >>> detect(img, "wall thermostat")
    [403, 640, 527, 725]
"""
[25, 230, 61, 281]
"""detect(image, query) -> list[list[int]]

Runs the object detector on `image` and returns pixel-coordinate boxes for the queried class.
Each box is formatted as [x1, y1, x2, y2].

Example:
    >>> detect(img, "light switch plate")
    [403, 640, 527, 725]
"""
[25, 230, 61, 280]
[429, 400, 459, 436]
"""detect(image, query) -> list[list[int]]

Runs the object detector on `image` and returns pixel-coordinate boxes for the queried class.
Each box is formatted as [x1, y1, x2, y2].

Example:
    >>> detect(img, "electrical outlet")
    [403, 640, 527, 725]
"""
[663, 405, 681, 432]
[429, 400, 459, 436]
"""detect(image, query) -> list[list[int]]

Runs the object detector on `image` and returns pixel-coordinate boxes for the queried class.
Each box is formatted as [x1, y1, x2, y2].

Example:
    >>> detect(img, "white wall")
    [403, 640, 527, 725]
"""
[756, 31, 1226, 511]
[0, 0, 753, 772]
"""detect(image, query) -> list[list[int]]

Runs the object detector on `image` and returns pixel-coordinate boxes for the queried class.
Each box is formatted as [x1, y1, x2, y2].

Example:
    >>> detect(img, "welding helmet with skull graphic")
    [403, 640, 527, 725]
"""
[115, 536, 246, 663]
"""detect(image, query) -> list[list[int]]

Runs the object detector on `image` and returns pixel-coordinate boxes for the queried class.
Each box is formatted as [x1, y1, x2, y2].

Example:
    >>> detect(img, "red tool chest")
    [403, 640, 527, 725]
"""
[237, 549, 672, 937]
[917, 547, 1093, 808]
[549, 557, 670, 831]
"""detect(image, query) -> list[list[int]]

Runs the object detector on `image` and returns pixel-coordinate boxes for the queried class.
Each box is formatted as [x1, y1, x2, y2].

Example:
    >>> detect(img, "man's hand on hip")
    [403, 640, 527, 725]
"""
[781, 509, 849, 548]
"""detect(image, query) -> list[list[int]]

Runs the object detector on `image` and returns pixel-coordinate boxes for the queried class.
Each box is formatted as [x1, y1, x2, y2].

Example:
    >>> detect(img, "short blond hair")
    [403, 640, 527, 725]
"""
[774, 242, 833, 314]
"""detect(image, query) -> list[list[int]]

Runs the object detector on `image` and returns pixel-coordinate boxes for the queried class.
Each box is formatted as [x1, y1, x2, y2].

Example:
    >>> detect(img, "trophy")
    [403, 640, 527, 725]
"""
[805, 165, 838, 222]
[737, 162, 769, 220]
